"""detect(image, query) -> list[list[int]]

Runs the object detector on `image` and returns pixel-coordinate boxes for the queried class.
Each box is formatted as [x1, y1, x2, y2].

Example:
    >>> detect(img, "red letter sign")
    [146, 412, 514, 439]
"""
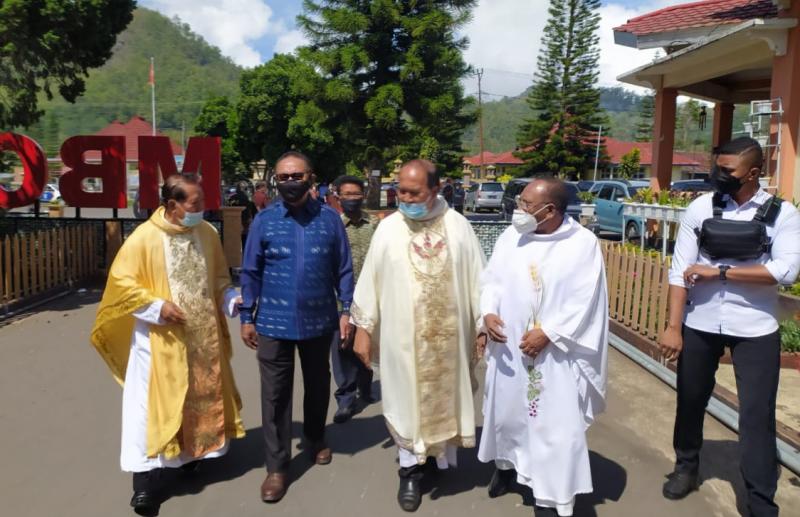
[59, 136, 127, 208]
[0, 132, 47, 209]
[138, 136, 221, 210]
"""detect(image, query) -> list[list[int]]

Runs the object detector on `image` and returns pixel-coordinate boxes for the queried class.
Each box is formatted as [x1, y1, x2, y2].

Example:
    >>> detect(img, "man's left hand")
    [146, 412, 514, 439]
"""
[683, 264, 718, 287]
[520, 328, 550, 358]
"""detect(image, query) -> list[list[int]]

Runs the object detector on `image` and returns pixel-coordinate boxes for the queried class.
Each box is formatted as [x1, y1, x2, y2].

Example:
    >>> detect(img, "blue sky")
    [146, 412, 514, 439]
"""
[141, 1, 685, 96]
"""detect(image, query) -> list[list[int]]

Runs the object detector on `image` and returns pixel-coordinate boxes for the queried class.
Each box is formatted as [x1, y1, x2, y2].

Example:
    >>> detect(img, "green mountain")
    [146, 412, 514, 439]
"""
[28, 8, 242, 151]
[460, 86, 751, 157]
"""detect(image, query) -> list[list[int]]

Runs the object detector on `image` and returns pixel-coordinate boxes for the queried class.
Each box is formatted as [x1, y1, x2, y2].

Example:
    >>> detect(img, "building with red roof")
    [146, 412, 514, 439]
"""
[462, 150, 524, 178]
[87, 115, 183, 163]
[614, 0, 800, 200]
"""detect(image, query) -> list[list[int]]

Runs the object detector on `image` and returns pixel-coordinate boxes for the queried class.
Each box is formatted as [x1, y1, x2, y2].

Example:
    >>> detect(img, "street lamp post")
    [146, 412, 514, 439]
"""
[593, 125, 603, 181]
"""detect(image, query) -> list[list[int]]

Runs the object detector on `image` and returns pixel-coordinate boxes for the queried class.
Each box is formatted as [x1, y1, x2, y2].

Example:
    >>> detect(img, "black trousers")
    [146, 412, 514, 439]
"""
[330, 330, 374, 410]
[258, 333, 332, 474]
[674, 326, 780, 517]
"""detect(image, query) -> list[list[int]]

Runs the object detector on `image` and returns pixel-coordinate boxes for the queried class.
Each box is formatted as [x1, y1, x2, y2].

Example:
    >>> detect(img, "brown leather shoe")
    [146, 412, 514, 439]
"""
[312, 442, 332, 465]
[260, 473, 287, 503]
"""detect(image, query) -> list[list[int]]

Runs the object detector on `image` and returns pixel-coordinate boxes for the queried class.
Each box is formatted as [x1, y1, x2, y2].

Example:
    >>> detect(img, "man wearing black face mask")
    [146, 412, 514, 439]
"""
[329, 175, 378, 423]
[659, 137, 800, 516]
[239, 151, 355, 504]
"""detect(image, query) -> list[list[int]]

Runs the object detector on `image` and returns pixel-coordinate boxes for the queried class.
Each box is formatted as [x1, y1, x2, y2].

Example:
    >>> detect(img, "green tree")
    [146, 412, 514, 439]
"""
[0, 0, 136, 128]
[195, 97, 245, 183]
[635, 92, 654, 142]
[297, 0, 476, 174]
[516, 0, 606, 179]
[43, 111, 61, 158]
[235, 54, 344, 180]
[617, 147, 641, 179]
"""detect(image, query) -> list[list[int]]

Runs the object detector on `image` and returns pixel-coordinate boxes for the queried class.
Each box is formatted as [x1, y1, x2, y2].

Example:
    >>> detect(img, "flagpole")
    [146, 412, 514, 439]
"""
[150, 57, 156, 136]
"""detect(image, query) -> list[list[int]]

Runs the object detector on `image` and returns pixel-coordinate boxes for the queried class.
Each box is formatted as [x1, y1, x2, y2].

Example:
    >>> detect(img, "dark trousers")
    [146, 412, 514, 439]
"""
[330, 330, 374, 410]
[258, 333, 333, 473]
[674, 326, 780, 517]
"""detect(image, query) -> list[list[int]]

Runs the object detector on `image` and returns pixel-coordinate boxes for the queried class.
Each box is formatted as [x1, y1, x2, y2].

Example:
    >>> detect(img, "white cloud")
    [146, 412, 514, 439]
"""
[462, 0, 682, 98]
[274, 29, 308, 55]
[144, 0, 305, 67]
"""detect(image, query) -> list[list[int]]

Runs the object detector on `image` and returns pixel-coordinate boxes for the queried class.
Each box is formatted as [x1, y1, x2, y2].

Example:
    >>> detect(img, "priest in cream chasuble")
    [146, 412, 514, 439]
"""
[351, 160, 484, 512]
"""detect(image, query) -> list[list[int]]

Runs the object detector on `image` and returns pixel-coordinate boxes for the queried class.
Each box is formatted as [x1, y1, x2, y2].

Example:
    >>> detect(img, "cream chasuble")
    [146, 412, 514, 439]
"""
[478, 218, 608, 515]
[352, 200, 484, 464]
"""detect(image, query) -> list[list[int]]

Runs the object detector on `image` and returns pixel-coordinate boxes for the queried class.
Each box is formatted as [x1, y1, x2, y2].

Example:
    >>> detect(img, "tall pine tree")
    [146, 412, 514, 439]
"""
[516, 0, 606, 179]
[635, 92, 655, 142]
[297, 0, 476, 174]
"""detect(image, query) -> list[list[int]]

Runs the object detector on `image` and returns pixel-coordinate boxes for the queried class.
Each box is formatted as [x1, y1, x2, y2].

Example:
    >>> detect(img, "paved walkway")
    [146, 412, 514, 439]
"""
[1, 289, 798, 517]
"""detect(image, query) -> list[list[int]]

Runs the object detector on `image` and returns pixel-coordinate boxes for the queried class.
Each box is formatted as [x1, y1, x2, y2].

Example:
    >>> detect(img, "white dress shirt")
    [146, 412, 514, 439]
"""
[669, 189, 800, 337]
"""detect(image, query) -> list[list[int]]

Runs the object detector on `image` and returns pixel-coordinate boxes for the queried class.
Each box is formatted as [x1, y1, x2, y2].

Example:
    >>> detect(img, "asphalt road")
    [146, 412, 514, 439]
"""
[1, 289, 798, 517]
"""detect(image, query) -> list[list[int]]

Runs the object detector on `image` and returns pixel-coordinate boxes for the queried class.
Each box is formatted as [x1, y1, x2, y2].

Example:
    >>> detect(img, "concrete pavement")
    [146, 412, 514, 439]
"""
[1, 288, 798, 517]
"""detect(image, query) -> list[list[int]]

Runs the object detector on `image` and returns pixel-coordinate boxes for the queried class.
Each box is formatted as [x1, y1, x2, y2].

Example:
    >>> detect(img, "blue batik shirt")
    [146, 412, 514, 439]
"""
[239, 198, 354, 340]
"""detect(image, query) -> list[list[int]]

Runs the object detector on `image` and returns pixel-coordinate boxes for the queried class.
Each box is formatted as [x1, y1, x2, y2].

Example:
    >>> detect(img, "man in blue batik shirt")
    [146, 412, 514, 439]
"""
[239, 151, 354, 504]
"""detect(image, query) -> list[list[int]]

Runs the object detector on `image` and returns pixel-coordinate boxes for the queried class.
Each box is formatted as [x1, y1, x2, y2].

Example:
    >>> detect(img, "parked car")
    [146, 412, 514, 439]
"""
[671, 179, 713, 193]
[38, 183, 61, 203]
[453, 182, 466, 213]
[588, 180, 650, 239]
[500, 178, 582, 222]
[576, 180, 595, 192]
[465, 181, 503, 212]
[380, 183, 397, 208]
[501, 178, 532, 221]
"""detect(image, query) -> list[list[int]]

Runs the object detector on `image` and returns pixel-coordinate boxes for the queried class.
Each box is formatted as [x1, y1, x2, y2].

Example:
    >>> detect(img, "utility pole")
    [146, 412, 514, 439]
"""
[593, 125, 603, 181]
[475, 68, 485, 179]
[181, 120, 186, 152]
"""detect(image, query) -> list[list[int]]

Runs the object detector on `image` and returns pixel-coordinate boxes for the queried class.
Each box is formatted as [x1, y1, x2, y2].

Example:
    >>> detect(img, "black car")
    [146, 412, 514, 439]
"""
[501, 178, 582, 222]
[671, 179, 713, 192]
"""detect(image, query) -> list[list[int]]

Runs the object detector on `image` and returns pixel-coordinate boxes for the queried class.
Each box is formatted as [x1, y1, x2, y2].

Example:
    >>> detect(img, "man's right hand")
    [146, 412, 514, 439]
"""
[659, 326, 683, 362]
[484, 314, 507, 343]
[160, 301, 187, 325]
[353, 327, 372, 370]
[241, 323, 259, 350]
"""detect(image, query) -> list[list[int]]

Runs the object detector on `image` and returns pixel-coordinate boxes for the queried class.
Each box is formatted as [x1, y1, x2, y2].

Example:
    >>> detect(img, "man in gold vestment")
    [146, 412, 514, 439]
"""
[352, 160, 484, 512]
[91, 175, 245, 515]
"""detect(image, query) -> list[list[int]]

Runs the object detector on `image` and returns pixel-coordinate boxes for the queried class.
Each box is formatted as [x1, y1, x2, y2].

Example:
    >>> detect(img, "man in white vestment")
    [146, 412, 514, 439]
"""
[351, 159, 484, 512]
[478, 178, 608, 517]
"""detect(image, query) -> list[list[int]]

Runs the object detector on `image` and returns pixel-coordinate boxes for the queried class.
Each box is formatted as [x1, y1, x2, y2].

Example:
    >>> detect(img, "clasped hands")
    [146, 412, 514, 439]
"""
[478, 314, 550, 359]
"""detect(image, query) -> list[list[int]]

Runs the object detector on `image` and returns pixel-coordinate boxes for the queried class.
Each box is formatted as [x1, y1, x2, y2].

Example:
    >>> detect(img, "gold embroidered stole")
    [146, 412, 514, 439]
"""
[162, 231, 226, 458]
[406, 215, 459, 445]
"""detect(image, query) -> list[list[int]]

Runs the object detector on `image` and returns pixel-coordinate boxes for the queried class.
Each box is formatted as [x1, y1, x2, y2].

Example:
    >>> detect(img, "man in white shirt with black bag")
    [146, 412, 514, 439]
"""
[659, 137, 800, 517]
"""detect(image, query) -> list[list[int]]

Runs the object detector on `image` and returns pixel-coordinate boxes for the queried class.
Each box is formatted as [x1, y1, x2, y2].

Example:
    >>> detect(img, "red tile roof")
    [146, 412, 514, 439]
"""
[604, 137, 702, 167]
[463, 150, 524, 166]
[614, 0, 778, 37]
[87, 115, 183, 161]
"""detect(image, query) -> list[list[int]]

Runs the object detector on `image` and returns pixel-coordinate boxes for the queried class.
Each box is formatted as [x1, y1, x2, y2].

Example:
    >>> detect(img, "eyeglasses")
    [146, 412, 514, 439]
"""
[515, 195, 551, 213]
[276, 172, 307, 182]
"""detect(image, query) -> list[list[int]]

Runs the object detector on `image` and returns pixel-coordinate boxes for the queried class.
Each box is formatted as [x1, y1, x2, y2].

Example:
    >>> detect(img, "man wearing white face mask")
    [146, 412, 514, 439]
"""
[351, 159, 485, 512]
[477, 178, 609, 517]
[92, 174, 245, 515]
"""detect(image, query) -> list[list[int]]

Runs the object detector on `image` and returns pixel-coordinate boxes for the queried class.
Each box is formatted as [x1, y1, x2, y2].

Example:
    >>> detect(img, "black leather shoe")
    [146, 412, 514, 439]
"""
[662, 469, 699, 500]
[397, 477, 422, 512]
[333, 404, 355, 424]
[488, 468, 516, 498]
[130, 491, 159, 516]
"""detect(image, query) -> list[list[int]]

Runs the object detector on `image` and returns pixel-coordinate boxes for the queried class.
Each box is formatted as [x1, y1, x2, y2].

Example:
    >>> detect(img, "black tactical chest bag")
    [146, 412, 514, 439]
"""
[695, 193, 783, 261]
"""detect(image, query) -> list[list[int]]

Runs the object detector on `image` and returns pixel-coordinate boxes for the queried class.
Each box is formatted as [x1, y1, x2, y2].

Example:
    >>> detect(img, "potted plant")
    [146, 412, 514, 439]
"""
[577, 191, 595, 218]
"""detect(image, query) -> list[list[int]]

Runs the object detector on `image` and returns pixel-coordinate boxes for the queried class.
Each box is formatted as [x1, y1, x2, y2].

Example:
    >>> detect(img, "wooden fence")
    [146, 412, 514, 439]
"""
[601, 241, 672, 342]
[1, 225, 103, 311]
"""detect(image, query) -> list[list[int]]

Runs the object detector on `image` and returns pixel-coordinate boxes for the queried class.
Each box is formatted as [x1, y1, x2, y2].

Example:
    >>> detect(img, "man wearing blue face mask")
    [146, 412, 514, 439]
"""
[91, 174, 245, 515]
[351, 159, 485, 512]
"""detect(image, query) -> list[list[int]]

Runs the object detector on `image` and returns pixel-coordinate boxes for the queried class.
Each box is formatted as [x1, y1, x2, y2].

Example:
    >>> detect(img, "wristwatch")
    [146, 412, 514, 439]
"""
[719, 265, 731, 281]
